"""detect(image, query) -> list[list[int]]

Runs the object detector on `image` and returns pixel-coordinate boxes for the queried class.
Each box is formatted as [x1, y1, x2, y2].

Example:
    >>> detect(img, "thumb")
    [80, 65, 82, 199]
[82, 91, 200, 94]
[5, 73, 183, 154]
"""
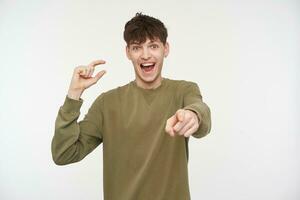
[176, 109, 185, 122]
[92, 70, 106, 83]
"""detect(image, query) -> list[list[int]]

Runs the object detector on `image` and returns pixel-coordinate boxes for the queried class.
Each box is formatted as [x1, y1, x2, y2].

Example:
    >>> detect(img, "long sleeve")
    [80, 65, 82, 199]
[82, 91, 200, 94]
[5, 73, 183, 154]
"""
[183, 82, 211, 138]
[51, 94, 104, 165]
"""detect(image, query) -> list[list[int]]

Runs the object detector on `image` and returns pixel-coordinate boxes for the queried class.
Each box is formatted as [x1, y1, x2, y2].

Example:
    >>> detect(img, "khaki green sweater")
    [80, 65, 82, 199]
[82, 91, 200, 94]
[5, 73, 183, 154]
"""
[52, 78, 211, 200]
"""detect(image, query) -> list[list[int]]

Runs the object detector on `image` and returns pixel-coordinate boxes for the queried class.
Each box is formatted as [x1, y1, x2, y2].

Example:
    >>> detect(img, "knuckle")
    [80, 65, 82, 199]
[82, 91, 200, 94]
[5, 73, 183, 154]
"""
[165, 126, 170, 132]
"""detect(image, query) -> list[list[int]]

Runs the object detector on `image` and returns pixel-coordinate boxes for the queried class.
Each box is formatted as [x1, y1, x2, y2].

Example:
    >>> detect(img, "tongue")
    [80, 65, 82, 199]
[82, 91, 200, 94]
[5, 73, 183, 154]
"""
[144, 66, 154, 72]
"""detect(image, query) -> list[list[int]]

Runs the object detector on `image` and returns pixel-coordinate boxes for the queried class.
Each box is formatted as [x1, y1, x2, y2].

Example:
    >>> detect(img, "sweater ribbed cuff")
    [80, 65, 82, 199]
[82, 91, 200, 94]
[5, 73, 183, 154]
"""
[61, 95, 83, 113]
[184, 105, 209, 138]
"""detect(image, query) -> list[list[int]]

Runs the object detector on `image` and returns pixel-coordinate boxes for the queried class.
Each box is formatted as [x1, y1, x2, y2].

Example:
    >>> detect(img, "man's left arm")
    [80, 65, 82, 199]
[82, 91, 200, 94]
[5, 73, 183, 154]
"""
[183, 82, 211, 138]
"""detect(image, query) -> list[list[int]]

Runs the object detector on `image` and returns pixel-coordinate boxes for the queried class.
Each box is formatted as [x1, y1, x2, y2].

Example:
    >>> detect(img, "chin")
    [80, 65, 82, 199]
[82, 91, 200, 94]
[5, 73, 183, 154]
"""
[141, 74, 160, 83]
[140, 76, 155, 83]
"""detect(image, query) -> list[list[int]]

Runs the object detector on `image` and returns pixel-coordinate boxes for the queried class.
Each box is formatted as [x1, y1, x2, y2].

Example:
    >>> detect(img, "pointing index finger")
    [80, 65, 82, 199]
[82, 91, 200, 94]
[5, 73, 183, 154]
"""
[165, 115, 177, 136]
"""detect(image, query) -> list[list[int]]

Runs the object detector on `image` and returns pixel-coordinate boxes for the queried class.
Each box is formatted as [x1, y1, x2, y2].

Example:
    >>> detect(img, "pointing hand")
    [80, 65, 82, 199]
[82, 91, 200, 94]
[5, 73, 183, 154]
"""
[165, 109, 200, 137]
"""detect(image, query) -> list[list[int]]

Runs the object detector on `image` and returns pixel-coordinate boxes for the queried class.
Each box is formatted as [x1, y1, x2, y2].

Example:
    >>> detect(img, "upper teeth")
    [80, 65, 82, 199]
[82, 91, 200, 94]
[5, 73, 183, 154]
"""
[142, 63, 154, 66]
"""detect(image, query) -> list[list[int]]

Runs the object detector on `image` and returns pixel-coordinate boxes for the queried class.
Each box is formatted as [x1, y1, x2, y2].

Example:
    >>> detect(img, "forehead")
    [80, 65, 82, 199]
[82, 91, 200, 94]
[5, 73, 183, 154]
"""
[129, 38, 162, 46]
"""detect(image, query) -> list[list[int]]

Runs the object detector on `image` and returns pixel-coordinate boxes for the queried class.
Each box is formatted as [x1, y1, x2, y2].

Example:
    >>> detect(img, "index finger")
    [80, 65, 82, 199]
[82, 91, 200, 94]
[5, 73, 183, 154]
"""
[165, 115, 177, 137]
[88, 59, 106, 68]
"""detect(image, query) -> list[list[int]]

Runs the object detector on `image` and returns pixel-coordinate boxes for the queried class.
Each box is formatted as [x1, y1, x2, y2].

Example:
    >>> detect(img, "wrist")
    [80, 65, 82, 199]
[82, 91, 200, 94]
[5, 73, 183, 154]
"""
[67, 89, 84, 100]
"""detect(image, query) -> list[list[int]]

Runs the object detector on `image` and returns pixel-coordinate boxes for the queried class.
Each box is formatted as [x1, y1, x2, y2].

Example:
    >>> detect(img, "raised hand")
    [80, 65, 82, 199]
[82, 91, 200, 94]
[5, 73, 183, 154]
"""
[165, 109, 200, 137]
[67, 59, 106, 100]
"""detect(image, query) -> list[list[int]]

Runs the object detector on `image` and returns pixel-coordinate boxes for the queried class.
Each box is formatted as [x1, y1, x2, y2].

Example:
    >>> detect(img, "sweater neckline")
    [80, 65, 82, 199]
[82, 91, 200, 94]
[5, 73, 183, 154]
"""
[130, 78, 168, 106]
[130, 78, 168, 93]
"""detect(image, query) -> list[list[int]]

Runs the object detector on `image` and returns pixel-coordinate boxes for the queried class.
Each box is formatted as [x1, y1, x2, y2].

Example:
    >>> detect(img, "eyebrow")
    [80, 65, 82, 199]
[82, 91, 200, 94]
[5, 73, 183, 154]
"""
[149, 40, 159, 44]
[130, 40, 159, 46]
[131, 42, 140, 45]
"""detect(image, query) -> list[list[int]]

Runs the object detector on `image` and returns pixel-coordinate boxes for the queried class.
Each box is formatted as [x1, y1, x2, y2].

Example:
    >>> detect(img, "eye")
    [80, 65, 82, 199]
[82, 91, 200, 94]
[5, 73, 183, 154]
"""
[150, 44, 159, 49]
[132, 46, 140, 51]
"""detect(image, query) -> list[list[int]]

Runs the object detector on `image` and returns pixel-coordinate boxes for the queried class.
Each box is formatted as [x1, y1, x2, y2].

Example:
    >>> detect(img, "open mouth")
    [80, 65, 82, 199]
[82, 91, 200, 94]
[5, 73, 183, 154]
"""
[140, 62, 156, 73]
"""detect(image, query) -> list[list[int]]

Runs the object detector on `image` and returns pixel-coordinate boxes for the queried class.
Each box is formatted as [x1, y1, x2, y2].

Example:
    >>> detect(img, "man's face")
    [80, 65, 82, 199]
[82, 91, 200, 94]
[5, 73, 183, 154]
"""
[126, 38, 169, 88]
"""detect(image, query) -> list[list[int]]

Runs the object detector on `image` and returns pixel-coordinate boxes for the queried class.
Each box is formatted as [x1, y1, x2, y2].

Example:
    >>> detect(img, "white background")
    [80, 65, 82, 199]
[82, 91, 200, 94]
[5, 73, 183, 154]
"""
[0, 0, 299, 199]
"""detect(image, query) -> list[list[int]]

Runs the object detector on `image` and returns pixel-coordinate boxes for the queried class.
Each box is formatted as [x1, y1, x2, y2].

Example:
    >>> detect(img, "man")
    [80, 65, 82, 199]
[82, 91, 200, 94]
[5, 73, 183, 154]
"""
[52, 13, 211, 200]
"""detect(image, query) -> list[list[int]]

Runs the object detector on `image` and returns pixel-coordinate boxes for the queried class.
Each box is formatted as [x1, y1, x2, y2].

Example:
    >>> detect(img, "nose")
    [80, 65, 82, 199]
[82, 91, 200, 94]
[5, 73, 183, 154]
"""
[141, 48, 151, 60]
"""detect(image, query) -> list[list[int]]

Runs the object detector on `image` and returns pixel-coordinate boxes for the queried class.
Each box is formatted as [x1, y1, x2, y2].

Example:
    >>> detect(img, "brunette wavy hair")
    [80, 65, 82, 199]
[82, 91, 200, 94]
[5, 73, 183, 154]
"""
[123, 12, 168, 46]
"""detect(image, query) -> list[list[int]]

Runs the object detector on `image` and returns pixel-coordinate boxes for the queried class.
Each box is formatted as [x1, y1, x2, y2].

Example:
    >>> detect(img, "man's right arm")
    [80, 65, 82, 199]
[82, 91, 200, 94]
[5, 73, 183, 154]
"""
[51, 59, 107, 165]
[51, 94, 104, 165]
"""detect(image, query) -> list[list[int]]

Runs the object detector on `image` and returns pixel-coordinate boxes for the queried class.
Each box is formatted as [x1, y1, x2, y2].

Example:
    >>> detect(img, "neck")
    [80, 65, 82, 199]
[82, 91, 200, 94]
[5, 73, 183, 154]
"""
[135, 77, 163, 89]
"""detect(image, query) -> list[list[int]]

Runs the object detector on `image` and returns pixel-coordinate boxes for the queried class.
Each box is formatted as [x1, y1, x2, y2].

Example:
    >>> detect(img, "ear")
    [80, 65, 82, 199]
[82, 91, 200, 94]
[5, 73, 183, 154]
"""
[164, 42, 170, 58]
[126, 45, 131, 60]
